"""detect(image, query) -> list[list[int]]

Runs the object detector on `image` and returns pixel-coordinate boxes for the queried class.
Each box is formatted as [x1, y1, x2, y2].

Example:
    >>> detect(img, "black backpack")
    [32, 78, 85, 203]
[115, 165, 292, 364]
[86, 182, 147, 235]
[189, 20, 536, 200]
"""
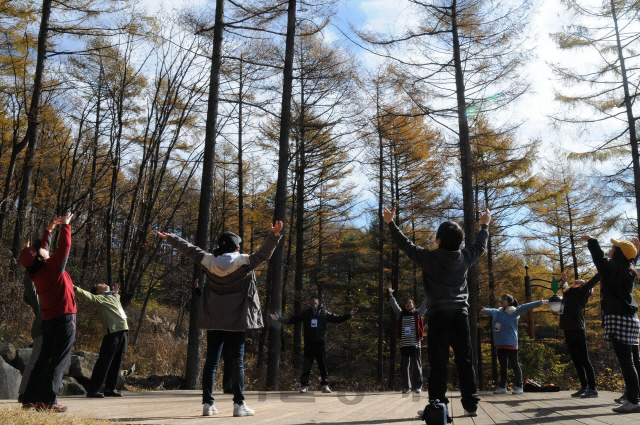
[421, 400, 452, 425]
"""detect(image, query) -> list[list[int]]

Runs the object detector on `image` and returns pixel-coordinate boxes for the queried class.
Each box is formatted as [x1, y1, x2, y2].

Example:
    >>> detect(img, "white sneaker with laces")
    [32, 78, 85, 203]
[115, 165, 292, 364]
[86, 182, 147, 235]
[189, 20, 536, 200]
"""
[414, 388, 422, 394]
[612, 401, 640, 413]
[202, 402, 218, 416]
[233, 402, 255, 417]
[322, 385, 332, 393]
[464, 409, 478, 417]
[300, 386, 308, 393]
[493, 387, 507, 394]
[512, 387, 524, 395]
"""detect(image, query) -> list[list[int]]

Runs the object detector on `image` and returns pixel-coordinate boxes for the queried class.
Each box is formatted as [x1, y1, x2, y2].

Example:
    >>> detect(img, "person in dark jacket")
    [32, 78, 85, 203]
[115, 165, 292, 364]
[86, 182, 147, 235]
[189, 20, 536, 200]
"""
[583, 235, 640, 413]
[74, 283, 128, 398]
[158, 222, 282, 417]
[383, 206, 490, 417]
[18, 252, 42, 404]
[558, 271, 601, 398]
[387, 286, 427, 394]
[19, 212, 75, 413]
[270, 295, 356, 393]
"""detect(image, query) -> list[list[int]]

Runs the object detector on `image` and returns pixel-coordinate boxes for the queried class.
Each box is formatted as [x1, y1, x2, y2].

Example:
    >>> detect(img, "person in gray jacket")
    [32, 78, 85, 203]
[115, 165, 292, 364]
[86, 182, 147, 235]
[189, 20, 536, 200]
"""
[388, 286, 427, 394]
[157, 221, 282, 418]
[383, 206, 490, 417]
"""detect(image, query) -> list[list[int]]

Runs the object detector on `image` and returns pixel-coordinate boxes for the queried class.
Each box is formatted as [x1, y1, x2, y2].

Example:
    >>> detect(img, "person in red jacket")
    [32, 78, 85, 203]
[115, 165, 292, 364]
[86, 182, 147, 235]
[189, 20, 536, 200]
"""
[19, 212, 76, 413]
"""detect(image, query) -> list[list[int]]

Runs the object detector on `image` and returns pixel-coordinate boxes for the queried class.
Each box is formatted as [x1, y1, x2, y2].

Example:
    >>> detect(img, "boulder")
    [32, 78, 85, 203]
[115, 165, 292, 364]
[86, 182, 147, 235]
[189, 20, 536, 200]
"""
[0, 357, 21, 399]
[12, 348, 32, 374]
[67, 352, 99, 381]
[0, 343, 16, 364]
[57, 377, 86, 396]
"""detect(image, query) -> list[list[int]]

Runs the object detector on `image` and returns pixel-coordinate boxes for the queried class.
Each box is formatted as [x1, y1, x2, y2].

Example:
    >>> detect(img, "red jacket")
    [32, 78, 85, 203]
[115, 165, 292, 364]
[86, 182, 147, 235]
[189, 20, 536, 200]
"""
[30, 225, 76, 320]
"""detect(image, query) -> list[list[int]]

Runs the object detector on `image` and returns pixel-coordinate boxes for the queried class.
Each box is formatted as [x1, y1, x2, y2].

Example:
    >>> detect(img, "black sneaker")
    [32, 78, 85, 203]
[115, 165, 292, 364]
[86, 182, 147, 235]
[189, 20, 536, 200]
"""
[571, 388, 586, 397]
[104, 390, 123, 397]
[87, 392, 105, 398]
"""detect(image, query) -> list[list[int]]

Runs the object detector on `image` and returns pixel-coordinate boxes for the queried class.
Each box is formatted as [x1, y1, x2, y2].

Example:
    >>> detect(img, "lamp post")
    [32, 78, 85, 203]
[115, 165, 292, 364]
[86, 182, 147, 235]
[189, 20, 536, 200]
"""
[524, 266, 563, 339]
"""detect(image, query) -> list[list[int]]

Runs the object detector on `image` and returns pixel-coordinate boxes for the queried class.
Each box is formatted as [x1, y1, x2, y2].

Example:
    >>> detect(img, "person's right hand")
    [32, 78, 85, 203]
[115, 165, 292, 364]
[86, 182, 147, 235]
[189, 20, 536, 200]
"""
[61, 212, 73, 225]
[270, 221, 284, 235]
[382, 206, 396, 224]
[560, 271, 567, 282]
[581, 235, 592, 242]
[633, 237, 640, 251]
[270, 313, 279, 321]
[157, 232, 169, 239]
[479, 209, 491, 225]
[387, 285, 393, 297]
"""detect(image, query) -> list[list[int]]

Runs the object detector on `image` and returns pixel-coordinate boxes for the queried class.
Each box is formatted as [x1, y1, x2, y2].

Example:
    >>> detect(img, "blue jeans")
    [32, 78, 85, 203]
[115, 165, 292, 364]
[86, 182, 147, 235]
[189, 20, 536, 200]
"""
[202, 330, 245, 405]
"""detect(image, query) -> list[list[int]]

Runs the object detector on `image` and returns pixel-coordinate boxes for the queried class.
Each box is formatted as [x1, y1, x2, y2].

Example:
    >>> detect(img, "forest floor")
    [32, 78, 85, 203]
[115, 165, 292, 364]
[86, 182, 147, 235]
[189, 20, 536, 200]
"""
[1, 390, 638, 424]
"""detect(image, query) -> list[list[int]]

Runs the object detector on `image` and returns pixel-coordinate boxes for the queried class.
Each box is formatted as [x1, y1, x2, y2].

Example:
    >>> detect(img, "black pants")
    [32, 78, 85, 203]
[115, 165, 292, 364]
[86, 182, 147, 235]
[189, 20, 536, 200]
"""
[497, 348, 522, 388]
[300, 340, 329, 387]
[22, 313, 76, 404]
[612, 340, 640, 404]
[565, 330, 596, 389]
[427, 310, 480, 411]
[89, 330, 129, 392]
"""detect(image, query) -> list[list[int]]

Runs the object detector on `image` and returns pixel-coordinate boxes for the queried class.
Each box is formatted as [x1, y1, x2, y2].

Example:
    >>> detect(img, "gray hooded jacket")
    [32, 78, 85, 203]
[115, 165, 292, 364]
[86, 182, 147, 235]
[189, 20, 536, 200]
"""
[166, 232, 281, 331]
[387, 222, 488, 315]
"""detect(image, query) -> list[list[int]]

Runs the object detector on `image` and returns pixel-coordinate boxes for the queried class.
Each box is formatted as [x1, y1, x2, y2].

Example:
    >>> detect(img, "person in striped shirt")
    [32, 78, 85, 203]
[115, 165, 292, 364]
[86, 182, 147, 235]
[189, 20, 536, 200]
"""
[388, 286, 427, 394]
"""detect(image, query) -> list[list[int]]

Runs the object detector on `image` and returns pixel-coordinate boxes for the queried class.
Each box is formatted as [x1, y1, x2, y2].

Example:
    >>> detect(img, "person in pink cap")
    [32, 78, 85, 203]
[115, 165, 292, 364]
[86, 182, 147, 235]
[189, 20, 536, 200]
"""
[19, 212, 76, 413]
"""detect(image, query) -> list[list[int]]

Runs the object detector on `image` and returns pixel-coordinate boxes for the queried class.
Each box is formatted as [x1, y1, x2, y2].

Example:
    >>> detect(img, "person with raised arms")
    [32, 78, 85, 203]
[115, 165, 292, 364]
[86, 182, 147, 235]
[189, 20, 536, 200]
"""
[383, 206, 490, 417]
[157, 221, 282, 417]
[19, 212, 75, 413]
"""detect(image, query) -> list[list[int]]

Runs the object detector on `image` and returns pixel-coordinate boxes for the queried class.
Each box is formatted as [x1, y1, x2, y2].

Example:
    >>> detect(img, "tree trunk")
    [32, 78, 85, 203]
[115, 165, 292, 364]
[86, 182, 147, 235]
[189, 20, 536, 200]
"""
[266, 0, 297, 391]
[238, 55, 244, 252]
[451, 0, 479, 380]
[611, 0, 640, 232]
[11, 0, 53, 265]
[185, 0, 225, 390]
[376, 83, 385, 385]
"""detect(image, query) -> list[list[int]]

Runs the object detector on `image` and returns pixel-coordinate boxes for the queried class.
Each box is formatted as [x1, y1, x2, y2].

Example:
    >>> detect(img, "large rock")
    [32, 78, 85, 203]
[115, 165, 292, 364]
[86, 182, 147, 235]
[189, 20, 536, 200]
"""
[68, 352, 99, 381]
[0, 343, 16, 364]
[13, 348, 32, 373]
[0, 357, 21, 399]
[57, 377, 86, 396]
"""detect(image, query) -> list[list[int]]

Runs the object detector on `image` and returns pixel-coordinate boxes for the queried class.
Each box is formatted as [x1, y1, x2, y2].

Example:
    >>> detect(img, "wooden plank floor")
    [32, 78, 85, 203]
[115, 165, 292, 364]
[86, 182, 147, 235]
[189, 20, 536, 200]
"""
[2, 390, 639, 424]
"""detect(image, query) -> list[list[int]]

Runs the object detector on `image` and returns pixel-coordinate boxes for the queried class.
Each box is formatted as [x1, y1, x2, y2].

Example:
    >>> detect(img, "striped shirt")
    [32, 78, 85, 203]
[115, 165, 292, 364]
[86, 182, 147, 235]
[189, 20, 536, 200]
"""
[400, 314, 419, 348]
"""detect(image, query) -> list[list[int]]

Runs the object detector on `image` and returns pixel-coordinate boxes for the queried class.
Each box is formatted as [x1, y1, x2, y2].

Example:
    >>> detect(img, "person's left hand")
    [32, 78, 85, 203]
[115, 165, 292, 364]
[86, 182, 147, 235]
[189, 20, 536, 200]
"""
[46, 217, 63, 231]
[541, 299, 549, 305]
[382, 206, 396, 224]
[61, 212, 73, 225]
[581, 235, 592, 242]
[633, 237, 640, 251]
[350, 308, 358, 316]
[157, 231, 169, 239]
[113, 283, 119, 294]
[560, 271, 567, 282]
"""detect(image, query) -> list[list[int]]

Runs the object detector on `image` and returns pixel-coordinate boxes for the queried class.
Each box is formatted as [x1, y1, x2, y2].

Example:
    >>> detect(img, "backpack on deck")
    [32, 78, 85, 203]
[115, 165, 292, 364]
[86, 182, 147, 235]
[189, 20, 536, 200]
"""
[421, 400, 452, 425]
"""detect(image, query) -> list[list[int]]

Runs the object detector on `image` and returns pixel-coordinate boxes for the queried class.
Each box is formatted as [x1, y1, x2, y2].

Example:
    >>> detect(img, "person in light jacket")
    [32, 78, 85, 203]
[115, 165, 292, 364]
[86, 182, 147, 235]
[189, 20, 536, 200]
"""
[482, 295, 548, 395]
[157, 221, 282, 418]
[74, 283, 128, 398]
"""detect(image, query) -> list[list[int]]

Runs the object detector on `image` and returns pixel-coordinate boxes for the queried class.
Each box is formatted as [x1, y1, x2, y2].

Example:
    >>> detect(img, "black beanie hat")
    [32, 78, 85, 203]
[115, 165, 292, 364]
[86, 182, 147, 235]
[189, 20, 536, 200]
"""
[217, 232, 242, 252]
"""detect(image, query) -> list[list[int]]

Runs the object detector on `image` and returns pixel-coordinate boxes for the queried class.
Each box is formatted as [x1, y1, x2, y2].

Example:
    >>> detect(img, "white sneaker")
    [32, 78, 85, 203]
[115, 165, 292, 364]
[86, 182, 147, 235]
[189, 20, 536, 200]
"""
[612, 401, 640, 413]
[493, 387, 507, 394]
[322, 385, 332, 393]
[417, 409, 424, 417]
[464, 409, 478, 417]
[414, 388, 422, 394]
[300, 386, 308, 393]
[402, 388, 411, 394]
[512, 387, 524, 395]
[202, 403, 218, 416]
[233, 402, 255, 417]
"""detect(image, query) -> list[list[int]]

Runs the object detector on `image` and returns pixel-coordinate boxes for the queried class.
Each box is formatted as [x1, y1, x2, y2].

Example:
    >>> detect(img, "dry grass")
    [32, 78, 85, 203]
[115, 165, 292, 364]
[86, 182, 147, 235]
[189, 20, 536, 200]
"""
[0, 405, 120, 425]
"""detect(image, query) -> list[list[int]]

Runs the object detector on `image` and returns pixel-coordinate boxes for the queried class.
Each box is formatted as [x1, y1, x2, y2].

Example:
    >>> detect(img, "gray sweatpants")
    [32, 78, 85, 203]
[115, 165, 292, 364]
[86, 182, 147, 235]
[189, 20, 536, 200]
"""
[19, 335, 43, 396]
[400, 346, 423, 390]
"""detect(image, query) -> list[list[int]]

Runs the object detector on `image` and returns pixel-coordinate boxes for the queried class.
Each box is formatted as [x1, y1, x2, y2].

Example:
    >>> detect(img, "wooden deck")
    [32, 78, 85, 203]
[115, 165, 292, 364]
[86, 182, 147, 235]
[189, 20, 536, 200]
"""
[2, 390, 639, 424]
